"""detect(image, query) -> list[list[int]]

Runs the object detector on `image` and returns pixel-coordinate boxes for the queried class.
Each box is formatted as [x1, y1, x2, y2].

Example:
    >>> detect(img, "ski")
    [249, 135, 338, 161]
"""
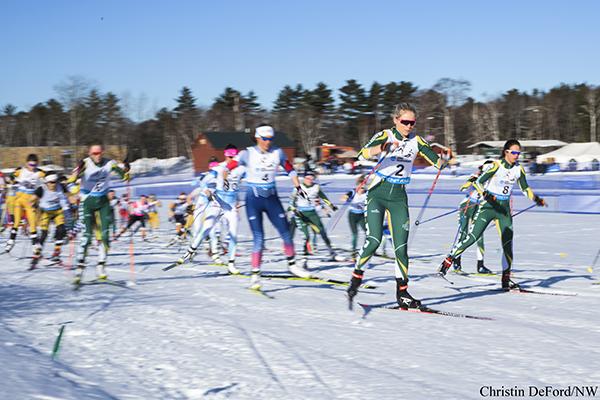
[163, 260, 184, 271]
[260, 273, 378, 289]
[77, 278, 132, 289]
[358, 303, 493, 320]
[248, 287, 275, 299]
[502, 287, 577, 297]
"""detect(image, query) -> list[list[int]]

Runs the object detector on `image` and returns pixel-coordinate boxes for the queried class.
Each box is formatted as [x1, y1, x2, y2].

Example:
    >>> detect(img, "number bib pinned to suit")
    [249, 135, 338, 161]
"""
[375, 131, 419, 185]
[486, 162, 522, 200]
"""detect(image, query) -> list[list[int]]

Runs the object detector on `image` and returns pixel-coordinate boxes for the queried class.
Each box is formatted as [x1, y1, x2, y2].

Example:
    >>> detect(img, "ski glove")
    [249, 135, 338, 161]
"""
[534, 195, 546, 207]
[483, 191, 496, 202]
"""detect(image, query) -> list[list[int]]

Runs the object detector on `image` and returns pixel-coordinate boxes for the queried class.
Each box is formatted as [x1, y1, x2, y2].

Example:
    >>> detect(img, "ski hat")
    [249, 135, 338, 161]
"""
[224, 148, 238, 157]
[208, 161, 219, 168]
[45, 174, 58, 183]
[304, 171, 316, 178]
[255, 125, 275, 139]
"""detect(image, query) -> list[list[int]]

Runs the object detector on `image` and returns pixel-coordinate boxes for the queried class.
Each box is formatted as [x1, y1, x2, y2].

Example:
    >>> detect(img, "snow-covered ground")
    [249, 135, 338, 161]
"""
[1, 177, 600, 399]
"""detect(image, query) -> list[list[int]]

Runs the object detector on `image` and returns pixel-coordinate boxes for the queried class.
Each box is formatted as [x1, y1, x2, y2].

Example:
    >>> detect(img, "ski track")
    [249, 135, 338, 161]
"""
[1, 180, 600, 399]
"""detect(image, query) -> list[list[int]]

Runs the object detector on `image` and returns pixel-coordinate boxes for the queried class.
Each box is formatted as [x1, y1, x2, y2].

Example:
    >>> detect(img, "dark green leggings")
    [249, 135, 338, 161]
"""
[77, 195, 112, 263]
[451, 200, 513, 272]
[457, 200, 485, 261]
[355, 181, 410, 283]
[348, 212, 366, 251]
[291, 209, 332, 254]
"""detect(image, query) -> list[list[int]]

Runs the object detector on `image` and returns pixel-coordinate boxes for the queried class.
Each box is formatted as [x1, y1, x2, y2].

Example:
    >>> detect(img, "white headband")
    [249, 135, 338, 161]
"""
[255, 126, 275, 138]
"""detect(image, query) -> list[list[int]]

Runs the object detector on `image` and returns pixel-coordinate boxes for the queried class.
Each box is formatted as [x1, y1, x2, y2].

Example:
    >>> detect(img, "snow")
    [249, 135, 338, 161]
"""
[1, 175, 600, 399]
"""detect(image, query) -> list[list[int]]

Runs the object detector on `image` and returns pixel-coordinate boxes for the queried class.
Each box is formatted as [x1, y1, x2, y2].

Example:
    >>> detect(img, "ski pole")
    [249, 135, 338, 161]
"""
[511, 203, 536, 218]
[327, 155, 386, 232]
[408, 166, 444, 247]
[415, 208, 458, 226]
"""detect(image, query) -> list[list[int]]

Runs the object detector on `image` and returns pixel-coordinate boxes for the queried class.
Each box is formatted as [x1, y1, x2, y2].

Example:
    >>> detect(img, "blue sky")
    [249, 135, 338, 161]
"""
[2, 0, 599, 117]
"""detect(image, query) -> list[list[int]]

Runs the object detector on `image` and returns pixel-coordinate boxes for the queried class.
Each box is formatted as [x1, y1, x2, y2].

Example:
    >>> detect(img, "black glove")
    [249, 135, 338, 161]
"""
[534, 195, 546, 207]
[483, 191, 496, 202]
[296, 186, 308, 200]
[123, 160, 131, 173]
[331, 205, 339, 212]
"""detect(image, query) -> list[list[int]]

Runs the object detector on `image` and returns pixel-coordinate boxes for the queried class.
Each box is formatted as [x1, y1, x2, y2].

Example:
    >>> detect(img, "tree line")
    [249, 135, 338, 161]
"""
[1, 75, 599, 160]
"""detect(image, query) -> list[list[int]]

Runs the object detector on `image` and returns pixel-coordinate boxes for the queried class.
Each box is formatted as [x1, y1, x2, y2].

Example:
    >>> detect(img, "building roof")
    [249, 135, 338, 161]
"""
[200, 131, 295, 149]
[537, 142, 600, 163]
[467, 140, 567, 149]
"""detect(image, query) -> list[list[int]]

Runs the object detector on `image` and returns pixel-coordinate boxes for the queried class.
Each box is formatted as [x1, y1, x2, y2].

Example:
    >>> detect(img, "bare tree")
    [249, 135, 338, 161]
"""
[581, 86, 600, 142]
[432, 78, 472, 152]
[54, 75, 96, 149]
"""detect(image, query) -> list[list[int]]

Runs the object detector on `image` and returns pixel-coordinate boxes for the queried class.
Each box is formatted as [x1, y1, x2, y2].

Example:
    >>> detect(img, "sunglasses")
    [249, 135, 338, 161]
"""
[398, 119, 416, 127]
[90, 151, 103, 156]
[27, 162, 38, 166]
[259, 136, 274, 141]
[508, 150, 521, 156]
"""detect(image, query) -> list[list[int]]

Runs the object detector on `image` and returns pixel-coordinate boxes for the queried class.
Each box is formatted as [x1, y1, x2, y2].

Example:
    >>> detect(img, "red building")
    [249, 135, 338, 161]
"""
[191, 131, 296, 175]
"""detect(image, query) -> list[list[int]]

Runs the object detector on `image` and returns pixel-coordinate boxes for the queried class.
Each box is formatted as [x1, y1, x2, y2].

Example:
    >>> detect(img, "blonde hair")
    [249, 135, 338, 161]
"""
[391, 103, 417, 119]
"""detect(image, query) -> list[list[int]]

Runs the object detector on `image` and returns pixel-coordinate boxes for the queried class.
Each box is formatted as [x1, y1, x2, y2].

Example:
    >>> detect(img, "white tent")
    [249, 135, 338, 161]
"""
[537, 142, 600, 170]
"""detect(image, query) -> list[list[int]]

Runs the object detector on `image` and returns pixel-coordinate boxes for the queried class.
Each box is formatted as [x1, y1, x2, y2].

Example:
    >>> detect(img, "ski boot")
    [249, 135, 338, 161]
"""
[29, 251, 42, 270]
[477, 260, 493, 274]
[453, 256, 462, 272]
[211, 253, 225, 266]
[50, 249, 61, 264]
[73, 262, 85, 286]
[501, 270, 520, 291]
[396, 280, 422, 310]
[227, 260, 240, 275]
[4, 239, 15, 253]
[177, 247, 196, 265]
[96, 261, 107, 280]
[287, 256, 311, 278]
[327, 249, 346, 262]
[347, 269, 364, 309]
[249, 269, 261, 290]
[438, 256, 453, 276]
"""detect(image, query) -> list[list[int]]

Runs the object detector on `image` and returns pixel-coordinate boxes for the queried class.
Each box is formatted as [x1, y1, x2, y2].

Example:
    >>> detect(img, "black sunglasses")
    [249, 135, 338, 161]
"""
[399, 119, 416, 127]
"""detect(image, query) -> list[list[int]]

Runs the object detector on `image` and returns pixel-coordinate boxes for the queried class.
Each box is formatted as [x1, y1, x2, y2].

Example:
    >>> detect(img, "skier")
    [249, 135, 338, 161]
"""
[341, 175, 368, 261]
[147, 194, 161, 237]
[453, 160, 495, 274]
[289, 171, 341, 264]
[176, 146, 245, 274]
[346, 103, 450, 309]
[67, 144, 130, 284]
[115, 194, 149, 241]
[225, 124, 311, 289]
[438, 139, 546, 290]
[1, 174, 17, 233]
[5, 154, 45, 254]
[33, 173, 71, 267]
[167, 193, 192, 246]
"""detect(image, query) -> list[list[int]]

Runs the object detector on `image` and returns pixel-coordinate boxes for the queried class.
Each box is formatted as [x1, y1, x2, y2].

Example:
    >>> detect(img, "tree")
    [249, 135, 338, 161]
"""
[432, 78, 472, 152]
[174, 87, 198, 158]
[296, 82, 335, 155]
[54, 75, 96, 149]
[579, 85, 600, 142]
[339, 79, 368, 146]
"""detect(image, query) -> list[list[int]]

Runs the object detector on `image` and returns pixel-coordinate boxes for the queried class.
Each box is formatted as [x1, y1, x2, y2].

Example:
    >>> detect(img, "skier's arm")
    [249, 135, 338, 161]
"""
[518, 166, 545, 205]
[416, 136, 448, 169]
[66, 160, 85, 184]
[473, 162, 499, 196]
[459, 175, 477, 192]
[111, 161, 129, 181]
[318, 188, 337, 211]
[357, 130, 390, 160]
